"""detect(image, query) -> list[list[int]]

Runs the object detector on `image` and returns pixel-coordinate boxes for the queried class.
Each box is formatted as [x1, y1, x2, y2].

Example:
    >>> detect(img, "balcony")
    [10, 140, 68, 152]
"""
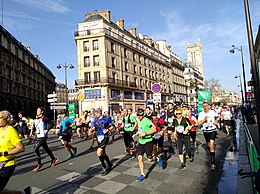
[75, 77, 137, 88]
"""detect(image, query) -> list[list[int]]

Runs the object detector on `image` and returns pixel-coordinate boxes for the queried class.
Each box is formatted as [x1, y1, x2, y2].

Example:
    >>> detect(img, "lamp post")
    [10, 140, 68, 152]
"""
[230, 45, 247, 104]
[57, 62, 74, 110]
[235, 75, 244, 105]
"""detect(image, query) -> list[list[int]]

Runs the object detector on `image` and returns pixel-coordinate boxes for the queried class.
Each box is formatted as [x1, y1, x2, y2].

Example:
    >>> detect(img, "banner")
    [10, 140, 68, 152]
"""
[198, 90, 211, 113]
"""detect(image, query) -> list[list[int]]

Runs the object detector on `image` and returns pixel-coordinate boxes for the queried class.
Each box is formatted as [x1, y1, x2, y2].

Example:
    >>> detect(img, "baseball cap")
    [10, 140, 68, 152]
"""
[94, 109, 102, 114]
[151, 111, 158, 116]
[175, 109, 182, 114]
[136, 109, 144, 116]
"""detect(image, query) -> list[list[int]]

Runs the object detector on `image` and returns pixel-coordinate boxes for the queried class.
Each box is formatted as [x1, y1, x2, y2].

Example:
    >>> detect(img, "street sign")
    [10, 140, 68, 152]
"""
[47, 93, 57, 98]
[47, 98, 57, 103]
[153, 93, 161, 103]
[151, 83, 162, 93]
[50, 106, 66, 110]
[50, 102, 67, 106]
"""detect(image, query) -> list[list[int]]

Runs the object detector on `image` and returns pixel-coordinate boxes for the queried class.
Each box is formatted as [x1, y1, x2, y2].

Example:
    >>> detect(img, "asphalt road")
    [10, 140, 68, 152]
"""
[5, 127, 231, 194]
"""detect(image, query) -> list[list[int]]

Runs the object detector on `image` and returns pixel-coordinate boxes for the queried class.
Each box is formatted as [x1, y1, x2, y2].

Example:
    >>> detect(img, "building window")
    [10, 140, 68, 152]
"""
[112, 72, 117, 84]
[134, 64, 137, 74]
[94, 71, 100, 83]
[15, 47, 18, 56]
[84, 56, 90, 67]
[22, 52, 25, 60]
[84, 72, 91, 84]
[124, 91, 132, 99]
[28, 57, 31, 65]
[140, 79, 143, 87]
[6, 68, 11, 77]
[139, 67, 143, 75]
[112, 57, 116, 68]
[111, 42, 115, 53]
[93, 55, 99, 66]
[7, 40, 11, 50]
[133, 52, 136, 61]
[124, 48, 127, 58]
[111, 89, 120, 99]
[134, 92, 144, 100]
[83, 41, 90, 52]
[125, 62, 129, 71]
[145, 69, 147, 76]
[93, 40, 99, 50]
[134, 77, 138, 87]
[125, 75, 129, 86]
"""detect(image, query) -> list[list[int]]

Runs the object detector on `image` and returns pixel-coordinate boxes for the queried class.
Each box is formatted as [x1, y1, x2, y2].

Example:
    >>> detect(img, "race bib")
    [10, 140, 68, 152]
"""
[0, 161, 7, 170]
[36, 126, 41, 134]
[138, 127, 143, 134]
[154, 132, 161, 140]
[124, 123, 130, 128]
[176, 125, 184, 133]
[97, 135, 104, 143]
[168, 118, 173, 126]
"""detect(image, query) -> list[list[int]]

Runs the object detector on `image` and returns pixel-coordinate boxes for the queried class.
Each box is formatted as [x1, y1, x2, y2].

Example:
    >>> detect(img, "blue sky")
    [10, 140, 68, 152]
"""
[4, 0, 260, 93]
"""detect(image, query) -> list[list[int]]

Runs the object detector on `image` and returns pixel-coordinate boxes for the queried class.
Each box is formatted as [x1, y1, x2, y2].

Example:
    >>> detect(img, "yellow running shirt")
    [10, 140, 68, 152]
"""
[0, 126, 21, 167]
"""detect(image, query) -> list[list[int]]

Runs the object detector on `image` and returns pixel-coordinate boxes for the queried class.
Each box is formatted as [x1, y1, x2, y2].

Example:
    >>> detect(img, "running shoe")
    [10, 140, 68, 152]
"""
[73, 147, 78, 156]
[180, 163, 186, 170]
[189, 156, 194, 162]
[88, 146, 94, 150]
[136, 175, 146, 182]
[157, 157, 163, 169]
[211, 164, 216, 171]
[66, 155, 74, 159]
[33, 164, 43, 172]
[101, 167, 108, 176]
[50, 158, 58, 167]
[23, 186, 32, 194]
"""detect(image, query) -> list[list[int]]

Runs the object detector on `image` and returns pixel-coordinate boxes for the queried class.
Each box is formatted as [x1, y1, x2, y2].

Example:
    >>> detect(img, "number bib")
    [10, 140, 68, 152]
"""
[97, 135, 105, 143]
[154, 132, 161, 140]
[176, 125, 184, 133]
[124, 123, 130, 128]
[168, 118, 174, 126]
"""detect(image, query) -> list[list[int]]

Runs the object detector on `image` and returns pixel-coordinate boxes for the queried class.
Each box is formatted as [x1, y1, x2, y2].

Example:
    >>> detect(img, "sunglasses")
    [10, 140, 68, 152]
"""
[176, 113, 182, 115]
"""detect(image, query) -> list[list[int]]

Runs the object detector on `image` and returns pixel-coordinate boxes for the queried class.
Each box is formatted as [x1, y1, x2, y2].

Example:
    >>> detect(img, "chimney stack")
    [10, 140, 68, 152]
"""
[116, 19, 124, 30]
[129, 28, 136, 37]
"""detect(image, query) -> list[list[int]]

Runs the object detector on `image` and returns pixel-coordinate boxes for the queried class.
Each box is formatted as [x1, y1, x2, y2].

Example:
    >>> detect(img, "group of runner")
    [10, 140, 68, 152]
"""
[61, 101, 237, 182]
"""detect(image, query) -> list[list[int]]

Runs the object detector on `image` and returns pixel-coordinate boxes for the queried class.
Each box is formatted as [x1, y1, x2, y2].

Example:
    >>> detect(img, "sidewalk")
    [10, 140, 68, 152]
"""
[238, 122, 256, 194]
[40, 129, 231, 194]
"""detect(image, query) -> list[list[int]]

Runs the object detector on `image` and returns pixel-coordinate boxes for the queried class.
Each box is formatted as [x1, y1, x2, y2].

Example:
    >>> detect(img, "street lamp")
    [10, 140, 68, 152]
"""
[235, 75, 244, 105]
[57, 62, 74, 110]
[230, 45, 247, 104]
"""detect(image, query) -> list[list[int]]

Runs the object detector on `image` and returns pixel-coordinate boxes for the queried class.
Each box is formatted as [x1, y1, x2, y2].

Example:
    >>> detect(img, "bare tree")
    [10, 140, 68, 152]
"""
[204, 78, 222, 94]
[204, 78, 222, 103]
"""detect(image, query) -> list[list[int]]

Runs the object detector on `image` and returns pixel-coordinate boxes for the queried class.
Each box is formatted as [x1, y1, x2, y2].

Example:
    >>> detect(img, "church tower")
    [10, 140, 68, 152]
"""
[186, 40, 204, 78]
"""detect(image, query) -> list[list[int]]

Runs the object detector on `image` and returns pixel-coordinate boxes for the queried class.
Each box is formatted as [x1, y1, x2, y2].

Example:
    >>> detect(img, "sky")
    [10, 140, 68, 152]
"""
[4, 0, 260, 94]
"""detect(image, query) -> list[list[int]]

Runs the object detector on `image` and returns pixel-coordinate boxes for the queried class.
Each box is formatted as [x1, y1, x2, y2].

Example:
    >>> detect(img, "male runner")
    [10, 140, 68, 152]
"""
[133, 109, 156, 182]
[197, 102, 220, 170]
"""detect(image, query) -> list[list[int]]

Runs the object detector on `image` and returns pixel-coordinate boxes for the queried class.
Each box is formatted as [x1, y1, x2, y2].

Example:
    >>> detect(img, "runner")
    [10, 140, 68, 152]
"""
[60, 112, 77, 159]
[197, 102, 220, 171]
[166, 103, 176, 153]
[32, 107, 58, 172]
[0, 110, 25, 191]
[88, 109, 97, 149]
[151, 111, 167, 165]
[92, 109, 114, 176]
[121, 108, 137, 158]
[221, 106, 232, 137]
[75, 114, 84, 139]
[132, 109, 156, 182]
[186, 109, 198, 160]
[18, 112, 30, 142]
[173, 109, 191, 170]
[145, 107, 153, 120]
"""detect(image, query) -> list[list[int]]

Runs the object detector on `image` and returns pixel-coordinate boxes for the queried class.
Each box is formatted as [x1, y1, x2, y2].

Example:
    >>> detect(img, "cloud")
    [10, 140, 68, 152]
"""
[10, 0, 70, 14]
